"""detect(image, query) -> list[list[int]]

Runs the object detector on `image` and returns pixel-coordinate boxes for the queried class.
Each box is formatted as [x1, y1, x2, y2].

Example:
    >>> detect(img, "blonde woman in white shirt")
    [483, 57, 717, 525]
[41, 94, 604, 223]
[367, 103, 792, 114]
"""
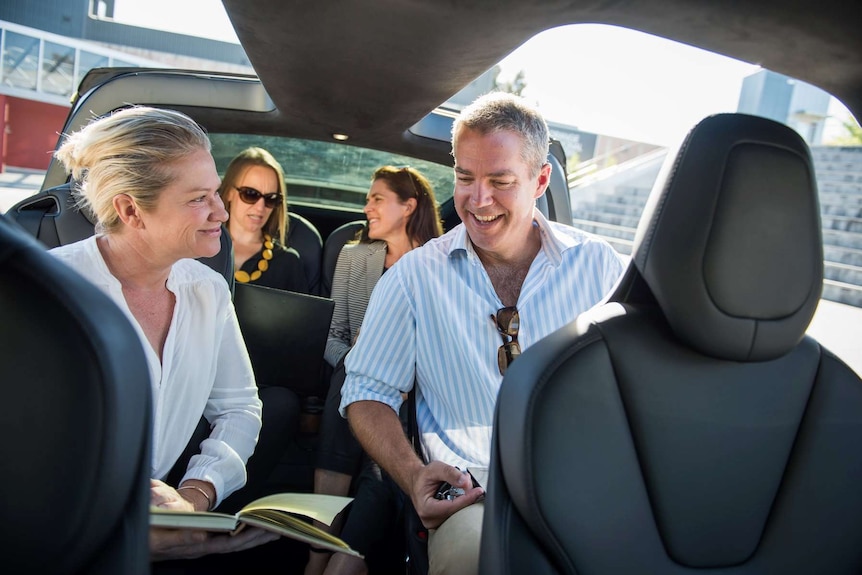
[50, 106, 277, 562]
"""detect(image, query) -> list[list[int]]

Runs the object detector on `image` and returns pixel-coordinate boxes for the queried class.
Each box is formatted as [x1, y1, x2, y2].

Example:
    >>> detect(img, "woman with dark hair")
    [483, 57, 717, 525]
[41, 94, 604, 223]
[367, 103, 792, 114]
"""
[306, 166, 443, 575]
[324, 166, 443, 371]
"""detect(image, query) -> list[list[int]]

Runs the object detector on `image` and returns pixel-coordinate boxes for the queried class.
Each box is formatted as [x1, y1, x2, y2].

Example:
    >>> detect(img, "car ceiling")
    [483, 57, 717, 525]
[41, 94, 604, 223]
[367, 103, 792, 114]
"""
[222, 0, 861, 152]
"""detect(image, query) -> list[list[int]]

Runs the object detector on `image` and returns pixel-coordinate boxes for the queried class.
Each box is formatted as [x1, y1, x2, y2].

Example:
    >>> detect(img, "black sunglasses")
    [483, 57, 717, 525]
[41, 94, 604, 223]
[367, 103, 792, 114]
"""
[492, 306, 521, 375]
[235, 186, 282, 208]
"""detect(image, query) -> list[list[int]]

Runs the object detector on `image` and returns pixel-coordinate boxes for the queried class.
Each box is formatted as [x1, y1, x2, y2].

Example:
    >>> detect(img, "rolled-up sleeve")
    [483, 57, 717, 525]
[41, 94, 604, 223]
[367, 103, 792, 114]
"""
[339, 268, 414, 418]
[185, 299, 262, 507]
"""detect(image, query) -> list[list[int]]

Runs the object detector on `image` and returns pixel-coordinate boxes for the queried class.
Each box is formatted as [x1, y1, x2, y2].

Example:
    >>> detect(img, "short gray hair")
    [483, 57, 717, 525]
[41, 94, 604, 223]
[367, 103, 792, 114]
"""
[451, 92, 549, 177]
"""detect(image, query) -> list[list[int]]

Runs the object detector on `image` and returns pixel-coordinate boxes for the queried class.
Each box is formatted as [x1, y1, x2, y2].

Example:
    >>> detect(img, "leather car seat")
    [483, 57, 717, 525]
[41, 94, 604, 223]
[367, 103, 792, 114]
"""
[7, 181, 236, 295]
[287, 211, 324, 295]
[0, 214, 151, 574]
[321, 219, 365, 297]
[480, 113, 862, 574]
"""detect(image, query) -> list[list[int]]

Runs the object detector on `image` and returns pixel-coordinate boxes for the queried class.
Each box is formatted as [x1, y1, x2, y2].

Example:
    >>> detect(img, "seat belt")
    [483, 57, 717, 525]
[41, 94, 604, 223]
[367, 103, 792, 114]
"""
[404, 384, 429, 575]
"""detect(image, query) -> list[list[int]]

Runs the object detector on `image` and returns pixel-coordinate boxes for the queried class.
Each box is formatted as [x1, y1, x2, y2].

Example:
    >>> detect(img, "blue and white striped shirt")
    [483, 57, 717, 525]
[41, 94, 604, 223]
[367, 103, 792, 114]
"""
[340, 209, 625, 469]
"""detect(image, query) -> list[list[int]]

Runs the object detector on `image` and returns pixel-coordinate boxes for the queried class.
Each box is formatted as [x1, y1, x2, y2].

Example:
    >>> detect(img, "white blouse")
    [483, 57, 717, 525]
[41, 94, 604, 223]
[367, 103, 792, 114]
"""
[51, 236, 262, 506]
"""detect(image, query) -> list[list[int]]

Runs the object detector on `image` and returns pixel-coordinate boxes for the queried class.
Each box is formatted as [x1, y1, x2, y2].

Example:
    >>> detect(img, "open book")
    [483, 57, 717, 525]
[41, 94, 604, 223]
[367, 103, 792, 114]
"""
[150, 492, 361, 557]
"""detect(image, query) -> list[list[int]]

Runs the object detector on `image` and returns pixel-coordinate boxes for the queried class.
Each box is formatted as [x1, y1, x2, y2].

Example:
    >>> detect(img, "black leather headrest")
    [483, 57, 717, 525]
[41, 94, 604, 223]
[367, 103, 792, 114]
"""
[632, 113, 823, 361]
[9, 182, 235, 295]
[287, 211, 323, 294]
[0, 213, 151, 572]
[321, 220, 364, 296]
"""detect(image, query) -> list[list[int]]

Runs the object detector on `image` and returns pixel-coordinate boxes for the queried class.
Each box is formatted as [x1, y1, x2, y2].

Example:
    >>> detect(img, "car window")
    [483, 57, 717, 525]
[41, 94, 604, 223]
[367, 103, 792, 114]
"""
[209, 134, 455, 210]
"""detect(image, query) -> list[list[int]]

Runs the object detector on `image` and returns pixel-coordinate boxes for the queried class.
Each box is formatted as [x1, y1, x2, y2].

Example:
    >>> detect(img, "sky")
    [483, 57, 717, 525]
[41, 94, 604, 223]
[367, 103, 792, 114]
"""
[113, 0, 239, 43]
[495, 25, 761, 146]
[112, 0, 853, 147]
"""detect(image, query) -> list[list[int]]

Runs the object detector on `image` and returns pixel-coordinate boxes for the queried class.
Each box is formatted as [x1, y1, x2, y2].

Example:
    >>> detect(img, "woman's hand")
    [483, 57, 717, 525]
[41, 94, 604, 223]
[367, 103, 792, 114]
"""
[150, 526, 280, 561]
[149, 478, 195, 511]
[149, 479, 280, 560]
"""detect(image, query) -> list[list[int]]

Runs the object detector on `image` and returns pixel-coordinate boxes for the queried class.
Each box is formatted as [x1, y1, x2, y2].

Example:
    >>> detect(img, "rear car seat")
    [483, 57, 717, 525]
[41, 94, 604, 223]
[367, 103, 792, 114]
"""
[287, 211, 323, 295]
[6, 181, 236, 293]
[321, 219, 365, 297]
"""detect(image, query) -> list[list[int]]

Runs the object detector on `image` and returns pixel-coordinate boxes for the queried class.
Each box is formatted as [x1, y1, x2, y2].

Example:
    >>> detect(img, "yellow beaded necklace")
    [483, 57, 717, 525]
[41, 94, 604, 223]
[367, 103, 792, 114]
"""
[235, 234, 274, 283]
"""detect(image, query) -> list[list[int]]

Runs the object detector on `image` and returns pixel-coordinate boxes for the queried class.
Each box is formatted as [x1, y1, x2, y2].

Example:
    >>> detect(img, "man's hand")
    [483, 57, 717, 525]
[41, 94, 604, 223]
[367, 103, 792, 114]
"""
[411, 461, 485, 530]
[346, 402, 485, 529]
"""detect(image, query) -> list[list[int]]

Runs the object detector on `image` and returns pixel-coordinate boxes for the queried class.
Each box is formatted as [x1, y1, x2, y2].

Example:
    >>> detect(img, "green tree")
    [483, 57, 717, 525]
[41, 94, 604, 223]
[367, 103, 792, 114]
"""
[828, 119, 862, 145]
[494, 69, 527, 96]
[565, 152, 582, 175]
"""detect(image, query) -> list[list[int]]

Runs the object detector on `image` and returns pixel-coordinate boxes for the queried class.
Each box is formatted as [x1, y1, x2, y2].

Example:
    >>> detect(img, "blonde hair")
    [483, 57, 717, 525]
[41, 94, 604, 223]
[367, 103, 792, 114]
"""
[54, 106, 211, 233]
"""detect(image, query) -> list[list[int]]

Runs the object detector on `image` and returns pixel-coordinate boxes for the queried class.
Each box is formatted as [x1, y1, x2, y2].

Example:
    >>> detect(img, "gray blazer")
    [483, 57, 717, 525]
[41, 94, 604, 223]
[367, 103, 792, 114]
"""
[323, 240, 387, 367]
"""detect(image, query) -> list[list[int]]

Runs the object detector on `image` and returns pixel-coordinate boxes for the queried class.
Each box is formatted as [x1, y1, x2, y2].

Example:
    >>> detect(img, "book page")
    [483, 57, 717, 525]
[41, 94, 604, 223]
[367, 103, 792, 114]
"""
[243, 509, 350, 546]
[239, 512, 362, 557]
[239, 493, 352, 526]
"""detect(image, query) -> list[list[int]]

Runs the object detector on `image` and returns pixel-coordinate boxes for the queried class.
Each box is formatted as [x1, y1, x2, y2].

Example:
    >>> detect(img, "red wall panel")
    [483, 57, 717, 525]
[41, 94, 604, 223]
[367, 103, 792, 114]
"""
[3, 97, 69, 171]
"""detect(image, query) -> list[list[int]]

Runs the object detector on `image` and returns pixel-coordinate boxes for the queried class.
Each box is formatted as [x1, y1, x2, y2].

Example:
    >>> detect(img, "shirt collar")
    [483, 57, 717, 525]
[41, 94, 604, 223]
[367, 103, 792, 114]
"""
[447, 207, 583, 267]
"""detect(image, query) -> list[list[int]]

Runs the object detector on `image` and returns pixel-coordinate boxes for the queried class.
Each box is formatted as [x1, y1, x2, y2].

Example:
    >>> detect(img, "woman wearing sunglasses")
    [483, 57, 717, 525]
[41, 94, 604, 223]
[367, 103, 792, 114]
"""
[215, 147, 307, 517]
[306, 165, 444, 575]
[218, 147, 309, 292]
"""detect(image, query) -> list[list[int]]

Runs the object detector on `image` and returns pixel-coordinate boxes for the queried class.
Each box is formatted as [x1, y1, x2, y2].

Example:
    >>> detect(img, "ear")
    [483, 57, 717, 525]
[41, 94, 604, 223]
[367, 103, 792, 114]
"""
[113, 194, 144, 229]
[404, 197, 417, 216]
[225, 187, 238, 206]
[533, 162, 552, 199]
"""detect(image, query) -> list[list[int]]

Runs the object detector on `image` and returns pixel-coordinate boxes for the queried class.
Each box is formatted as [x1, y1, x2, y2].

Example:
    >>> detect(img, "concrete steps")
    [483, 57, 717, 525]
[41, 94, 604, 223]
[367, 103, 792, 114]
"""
[570, 144, 862, 307]
[572, 218, 635, 255]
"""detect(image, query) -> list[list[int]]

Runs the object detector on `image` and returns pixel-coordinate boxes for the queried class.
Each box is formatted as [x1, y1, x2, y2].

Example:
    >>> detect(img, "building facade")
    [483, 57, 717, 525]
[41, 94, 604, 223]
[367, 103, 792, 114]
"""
[0, 0, 251, 170]
[738, 69, 831, 145]
[3, 1, 656, 175]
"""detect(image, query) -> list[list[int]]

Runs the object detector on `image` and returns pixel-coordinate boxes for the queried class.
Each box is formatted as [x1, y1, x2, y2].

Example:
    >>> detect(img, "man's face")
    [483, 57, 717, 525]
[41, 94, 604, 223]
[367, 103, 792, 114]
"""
[453, 128, 550, 260]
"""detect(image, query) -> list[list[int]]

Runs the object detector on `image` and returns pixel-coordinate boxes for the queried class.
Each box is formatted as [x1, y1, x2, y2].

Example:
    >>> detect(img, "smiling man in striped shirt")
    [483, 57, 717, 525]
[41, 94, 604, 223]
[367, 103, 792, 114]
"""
[340, 92, 625, 575]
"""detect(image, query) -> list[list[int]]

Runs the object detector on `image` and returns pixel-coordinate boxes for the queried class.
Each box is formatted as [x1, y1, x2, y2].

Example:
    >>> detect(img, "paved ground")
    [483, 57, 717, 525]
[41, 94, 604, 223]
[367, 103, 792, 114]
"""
[1, 167, 859, 375]
[0, 167, 44, 213]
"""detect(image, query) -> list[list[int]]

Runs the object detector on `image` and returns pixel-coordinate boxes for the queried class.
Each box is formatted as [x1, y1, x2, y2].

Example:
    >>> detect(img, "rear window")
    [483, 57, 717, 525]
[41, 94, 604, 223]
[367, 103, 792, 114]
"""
[209, 134, 454, 210]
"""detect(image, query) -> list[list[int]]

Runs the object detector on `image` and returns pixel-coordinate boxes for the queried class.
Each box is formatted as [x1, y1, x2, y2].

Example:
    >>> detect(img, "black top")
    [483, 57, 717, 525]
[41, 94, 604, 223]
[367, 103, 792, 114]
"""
[238, 242, 310, 294]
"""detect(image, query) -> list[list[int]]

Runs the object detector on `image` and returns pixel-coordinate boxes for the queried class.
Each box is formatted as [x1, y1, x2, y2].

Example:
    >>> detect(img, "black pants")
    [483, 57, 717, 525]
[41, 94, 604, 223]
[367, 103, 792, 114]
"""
[315, 360, 364, 476]
[166, 385, 301, 512]
[220, 385, 301, 512]
[155, 385, 303, 574]
[339, 462, 408, 573]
